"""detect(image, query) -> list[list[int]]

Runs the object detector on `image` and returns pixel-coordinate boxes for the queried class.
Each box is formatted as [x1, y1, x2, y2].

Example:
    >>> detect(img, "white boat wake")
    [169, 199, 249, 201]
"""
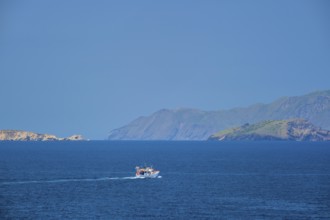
[1, 175, 162, 185]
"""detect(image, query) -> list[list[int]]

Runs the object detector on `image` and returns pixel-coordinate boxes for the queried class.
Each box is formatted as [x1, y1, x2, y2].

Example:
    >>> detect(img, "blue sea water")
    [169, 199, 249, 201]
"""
[0, 141, 330, 219]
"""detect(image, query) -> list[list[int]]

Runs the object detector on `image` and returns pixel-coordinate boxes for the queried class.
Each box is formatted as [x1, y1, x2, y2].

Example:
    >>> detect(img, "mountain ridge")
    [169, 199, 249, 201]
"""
[108, 90, 330, 140]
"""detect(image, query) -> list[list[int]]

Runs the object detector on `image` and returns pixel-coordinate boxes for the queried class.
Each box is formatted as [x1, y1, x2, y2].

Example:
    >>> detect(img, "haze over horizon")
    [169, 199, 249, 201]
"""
[1, 0, 329, 139]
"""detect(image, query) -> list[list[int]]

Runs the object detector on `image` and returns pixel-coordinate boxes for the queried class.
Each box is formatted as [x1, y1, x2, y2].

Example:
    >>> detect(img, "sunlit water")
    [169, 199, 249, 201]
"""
[1, 141, 330, 219]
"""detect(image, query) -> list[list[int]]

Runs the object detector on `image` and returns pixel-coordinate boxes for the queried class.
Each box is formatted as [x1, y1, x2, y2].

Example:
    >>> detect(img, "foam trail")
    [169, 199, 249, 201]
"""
[0, 176, 148, 185]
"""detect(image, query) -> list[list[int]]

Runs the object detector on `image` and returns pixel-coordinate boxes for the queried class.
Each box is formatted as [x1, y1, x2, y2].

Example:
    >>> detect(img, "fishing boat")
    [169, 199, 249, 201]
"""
[135, 166, 160, 178]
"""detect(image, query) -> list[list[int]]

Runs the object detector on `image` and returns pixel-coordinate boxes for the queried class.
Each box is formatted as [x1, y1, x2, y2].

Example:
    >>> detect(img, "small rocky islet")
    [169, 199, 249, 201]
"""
[0, 130, 84, 141]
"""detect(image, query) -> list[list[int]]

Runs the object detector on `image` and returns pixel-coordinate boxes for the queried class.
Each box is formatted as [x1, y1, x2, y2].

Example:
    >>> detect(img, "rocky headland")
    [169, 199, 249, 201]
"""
[208, 119, 330, 141]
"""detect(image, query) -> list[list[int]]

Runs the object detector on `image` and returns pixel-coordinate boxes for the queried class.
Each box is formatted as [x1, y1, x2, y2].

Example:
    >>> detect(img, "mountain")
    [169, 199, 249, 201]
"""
[108, 90, 330, 140]
[208, 119, 330, 141]
[0, 130, 84, 141]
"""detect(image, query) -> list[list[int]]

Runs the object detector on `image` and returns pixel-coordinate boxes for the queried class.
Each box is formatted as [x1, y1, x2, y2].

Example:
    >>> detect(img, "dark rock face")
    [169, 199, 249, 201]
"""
[208, 119, 330, 141]
[108, 90, 330, 140]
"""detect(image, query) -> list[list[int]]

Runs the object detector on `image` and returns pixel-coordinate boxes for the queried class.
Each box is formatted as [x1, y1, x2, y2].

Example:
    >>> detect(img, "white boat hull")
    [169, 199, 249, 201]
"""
[136, 171, 160, 178]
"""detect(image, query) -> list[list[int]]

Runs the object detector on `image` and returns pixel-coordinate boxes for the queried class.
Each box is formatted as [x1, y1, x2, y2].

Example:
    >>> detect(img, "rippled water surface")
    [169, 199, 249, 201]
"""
[1, 141, 330, 219]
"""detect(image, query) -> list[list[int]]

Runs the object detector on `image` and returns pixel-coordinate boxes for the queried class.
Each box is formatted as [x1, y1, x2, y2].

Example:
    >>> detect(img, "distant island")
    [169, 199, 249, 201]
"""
[0, 130, 84, 141]
[208, 119, 330, 141]
[108, 90, 330, 140]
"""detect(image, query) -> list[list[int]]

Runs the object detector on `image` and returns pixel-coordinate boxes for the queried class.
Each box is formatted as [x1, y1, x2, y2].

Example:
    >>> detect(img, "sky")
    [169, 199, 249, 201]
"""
[1, 0, 329, 139]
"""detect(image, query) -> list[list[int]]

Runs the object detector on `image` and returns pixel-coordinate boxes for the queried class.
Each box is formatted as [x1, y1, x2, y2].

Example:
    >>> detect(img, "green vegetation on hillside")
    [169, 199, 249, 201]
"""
[208, 119, 330, 141]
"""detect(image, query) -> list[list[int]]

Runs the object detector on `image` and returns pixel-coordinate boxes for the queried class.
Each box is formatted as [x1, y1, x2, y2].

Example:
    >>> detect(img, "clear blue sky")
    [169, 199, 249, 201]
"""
[1, 0, 329, 139]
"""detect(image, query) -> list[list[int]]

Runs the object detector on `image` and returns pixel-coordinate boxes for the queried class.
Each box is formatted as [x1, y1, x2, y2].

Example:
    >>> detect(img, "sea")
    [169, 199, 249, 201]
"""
[0, 141, 330, 219]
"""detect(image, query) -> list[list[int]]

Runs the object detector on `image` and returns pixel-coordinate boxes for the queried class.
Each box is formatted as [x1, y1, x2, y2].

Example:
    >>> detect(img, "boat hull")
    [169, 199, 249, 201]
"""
[136, 171, 160, 178]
